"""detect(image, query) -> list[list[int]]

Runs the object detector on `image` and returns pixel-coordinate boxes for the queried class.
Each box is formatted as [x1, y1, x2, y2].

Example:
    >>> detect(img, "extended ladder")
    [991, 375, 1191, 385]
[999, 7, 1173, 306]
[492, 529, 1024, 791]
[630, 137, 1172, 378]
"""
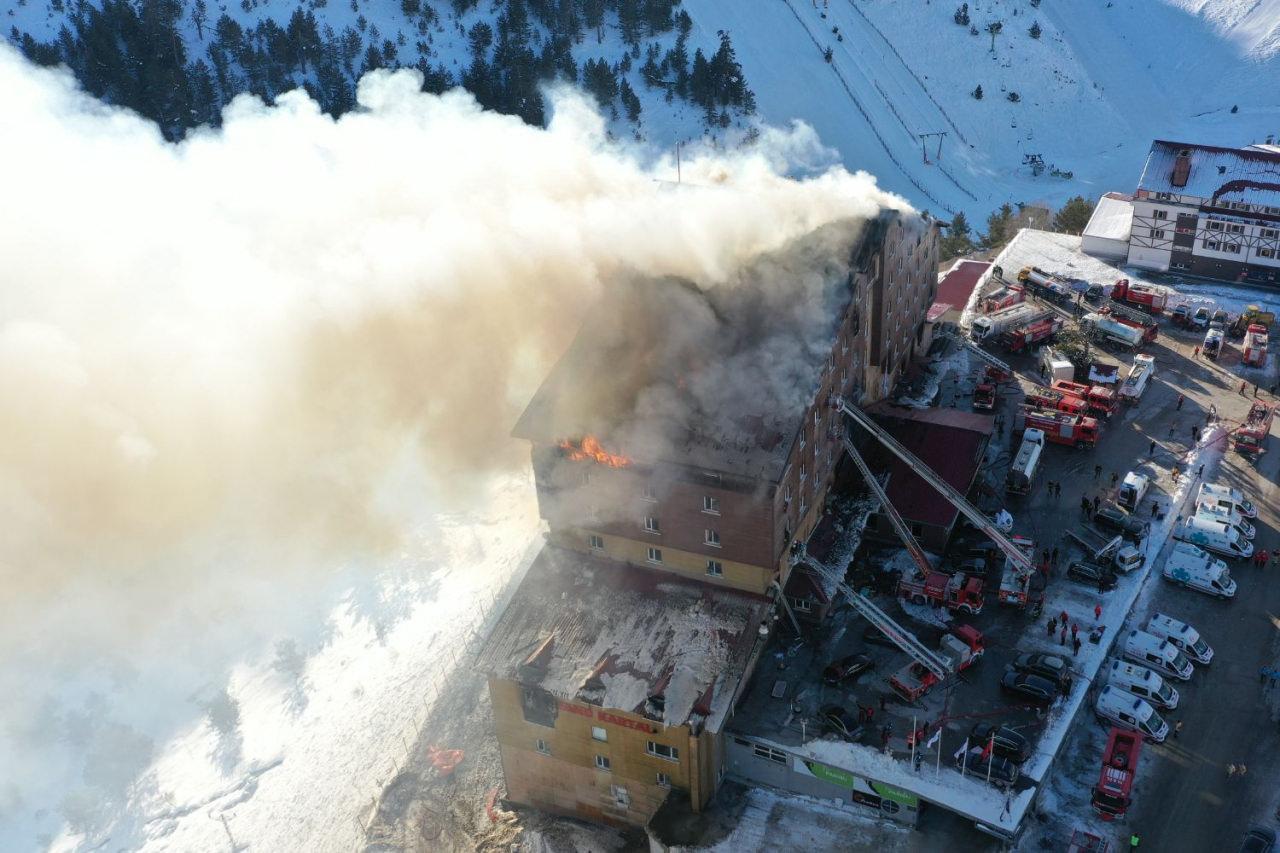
[797, 545, 950, 680]
[837, 400, 1034, 578]
[840, 434, 933, 580]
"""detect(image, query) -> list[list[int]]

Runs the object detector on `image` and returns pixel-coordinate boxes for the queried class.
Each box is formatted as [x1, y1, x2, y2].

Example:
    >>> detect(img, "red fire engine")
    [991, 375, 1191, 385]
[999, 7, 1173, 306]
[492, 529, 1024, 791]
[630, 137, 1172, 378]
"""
[1015, 407, 1100, 449]
[1110, 278, 1168, 315]
[1232, 401, 1274, 456]
[897, 571, 985, 615]
[1053, 380, 1118, 418]
[1025, 385, 1089, 417]
[999, 315, 1064, 353]
[1091, 727, 1142, 820]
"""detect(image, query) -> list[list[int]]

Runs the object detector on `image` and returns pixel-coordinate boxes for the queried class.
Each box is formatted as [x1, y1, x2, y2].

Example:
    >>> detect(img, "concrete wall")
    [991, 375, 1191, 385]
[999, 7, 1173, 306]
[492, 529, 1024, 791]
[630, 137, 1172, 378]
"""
[723, 734, 920, 826]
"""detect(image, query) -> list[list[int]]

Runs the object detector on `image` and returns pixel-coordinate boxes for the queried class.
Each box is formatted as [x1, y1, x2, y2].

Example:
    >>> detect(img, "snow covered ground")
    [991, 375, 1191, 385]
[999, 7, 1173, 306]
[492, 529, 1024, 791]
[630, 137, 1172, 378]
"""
[9, 0, 1280, 218]
[3, 471, 541, 852]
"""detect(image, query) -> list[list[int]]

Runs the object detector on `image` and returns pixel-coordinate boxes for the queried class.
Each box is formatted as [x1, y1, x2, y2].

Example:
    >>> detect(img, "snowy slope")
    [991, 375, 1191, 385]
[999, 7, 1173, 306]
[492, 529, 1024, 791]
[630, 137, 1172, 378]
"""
[7, 0, 1280, 218]
[684, 0, 1280, 217]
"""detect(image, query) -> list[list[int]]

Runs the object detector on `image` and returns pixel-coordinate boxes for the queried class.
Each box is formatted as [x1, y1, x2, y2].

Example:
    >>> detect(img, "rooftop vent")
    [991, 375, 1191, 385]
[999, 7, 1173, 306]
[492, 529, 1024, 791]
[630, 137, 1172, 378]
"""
[1171, 149, 1192, 188]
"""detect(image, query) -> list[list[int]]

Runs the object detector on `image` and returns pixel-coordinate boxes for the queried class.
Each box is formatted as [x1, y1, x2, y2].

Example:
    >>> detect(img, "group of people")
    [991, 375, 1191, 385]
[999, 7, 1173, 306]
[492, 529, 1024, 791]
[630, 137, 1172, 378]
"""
[1250, 548, 1276, 569]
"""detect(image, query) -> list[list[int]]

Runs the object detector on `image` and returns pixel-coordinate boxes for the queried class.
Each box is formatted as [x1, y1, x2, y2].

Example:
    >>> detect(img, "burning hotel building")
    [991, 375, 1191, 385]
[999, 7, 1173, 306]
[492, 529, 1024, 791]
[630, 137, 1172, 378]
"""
[478, 209, 939, 827]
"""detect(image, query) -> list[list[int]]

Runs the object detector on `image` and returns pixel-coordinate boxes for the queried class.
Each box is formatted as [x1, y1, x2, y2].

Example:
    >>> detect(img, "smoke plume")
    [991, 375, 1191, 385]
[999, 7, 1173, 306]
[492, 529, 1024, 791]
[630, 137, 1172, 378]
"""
[0, 45, 907, 841]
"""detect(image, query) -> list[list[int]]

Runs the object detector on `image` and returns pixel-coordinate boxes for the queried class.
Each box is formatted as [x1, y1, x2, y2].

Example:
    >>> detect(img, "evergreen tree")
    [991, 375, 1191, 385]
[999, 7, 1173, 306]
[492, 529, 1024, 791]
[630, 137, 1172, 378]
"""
[983, 203, 1014, 249]
[620, 77, 641, 122]
[1053, 196, 1095, 234]
[1029, 21, 1042, 39]
[941, 211, 973, 258]
[191, 0, 207, 40]
[972, 84, 983, 100]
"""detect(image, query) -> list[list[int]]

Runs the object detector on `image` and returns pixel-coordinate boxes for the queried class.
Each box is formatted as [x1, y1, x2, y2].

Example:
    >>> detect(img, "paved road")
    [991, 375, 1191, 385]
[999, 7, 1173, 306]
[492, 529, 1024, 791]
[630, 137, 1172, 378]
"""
[1125, 337, 1280, 852]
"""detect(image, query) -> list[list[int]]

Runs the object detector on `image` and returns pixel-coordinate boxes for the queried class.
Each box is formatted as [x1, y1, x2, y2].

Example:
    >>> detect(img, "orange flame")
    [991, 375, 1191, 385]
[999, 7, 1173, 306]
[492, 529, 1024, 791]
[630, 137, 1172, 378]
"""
[559, 435, 631, 468]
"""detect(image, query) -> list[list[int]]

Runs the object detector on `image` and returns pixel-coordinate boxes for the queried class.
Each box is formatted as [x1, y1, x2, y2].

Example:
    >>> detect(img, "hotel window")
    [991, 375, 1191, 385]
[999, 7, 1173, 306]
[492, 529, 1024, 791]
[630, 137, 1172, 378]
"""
[705, 529, 721, 548]
[800, 464, 807, 483]
[1152, 209, 1168, 220]
[595, 755, 612, 771]
[535, 739, 550, 755]
[644, 516, 660, 534]
[753, 744, 787, 764]
[591, 726, 608, 742]
[1227, 224, 1244, 234]
[588, 534, 604, 550]
[1262, 228, 1278, 239]
[647, 741, 680, 762]
[1223, 243, 1241, 254]
[1204, 240, 1220, 251]
[702, 495, 720, 514]
[656, 772, 671, 788]
[793, 598, 812, 613]
[799, 430, 806, 449]
[1149, 229, 1165, 240]
[783, 485, 792, 505]
[1207, 221, 1223, 231]
[706, 560, 723, 577]
[1258, 248, 1276, 259]
[647, 547, 662, 564]
[641, 484, 657, 502]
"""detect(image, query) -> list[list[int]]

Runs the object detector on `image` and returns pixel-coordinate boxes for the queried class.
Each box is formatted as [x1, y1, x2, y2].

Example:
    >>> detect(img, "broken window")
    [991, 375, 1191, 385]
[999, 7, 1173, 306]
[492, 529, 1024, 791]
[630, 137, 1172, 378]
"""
[647, 741, 679, 761]
[644, 517, 660, 533]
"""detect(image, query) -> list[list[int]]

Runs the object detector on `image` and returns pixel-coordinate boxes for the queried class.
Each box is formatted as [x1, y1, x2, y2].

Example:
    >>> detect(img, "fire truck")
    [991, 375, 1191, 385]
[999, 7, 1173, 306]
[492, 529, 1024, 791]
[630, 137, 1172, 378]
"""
[981, 283, 1025, 314]
[1053, 379, 1118, 418]
[999, 315, 1064, 353]
[898, 571, 985, 615]
[1091, 727, 1142, 820]
[1243, 323, 1269, 368]
[998, 533, 1043, 609]
[1110, 278, 1168, 315]
[1016, 266, 1073, 303]
[1232, 401, 1274, 456]
[1099, 305, 1159, 344]
[1025, 385, 1089, 417]
[1015, 407, 1100, 449]
[889, 625, 985, 700]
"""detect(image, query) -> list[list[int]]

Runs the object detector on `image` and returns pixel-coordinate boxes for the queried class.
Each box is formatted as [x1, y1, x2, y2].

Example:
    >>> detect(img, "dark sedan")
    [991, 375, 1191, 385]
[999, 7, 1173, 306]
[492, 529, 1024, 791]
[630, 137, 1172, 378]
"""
[969, 723, 1032, 764]
[1012, 652, 1074, 690]
[822, 653, 875, 685]
[1093, 503, 1150, 543]
[1066, 560, 1118, 591]
[955, 748, 1019, 788]
[1000, 670, 1060, 706]
[820, 705, 862, 741]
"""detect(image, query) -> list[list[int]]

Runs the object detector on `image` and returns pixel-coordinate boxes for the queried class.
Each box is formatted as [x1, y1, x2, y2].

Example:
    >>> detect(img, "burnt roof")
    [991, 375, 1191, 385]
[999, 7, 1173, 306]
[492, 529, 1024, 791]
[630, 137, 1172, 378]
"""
[477, 546, 770, 731]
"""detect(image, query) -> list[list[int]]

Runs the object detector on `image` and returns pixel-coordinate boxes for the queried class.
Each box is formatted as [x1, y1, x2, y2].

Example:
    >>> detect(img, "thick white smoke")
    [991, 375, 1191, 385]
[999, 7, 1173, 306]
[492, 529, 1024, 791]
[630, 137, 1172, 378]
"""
[0, 45, 908, 844]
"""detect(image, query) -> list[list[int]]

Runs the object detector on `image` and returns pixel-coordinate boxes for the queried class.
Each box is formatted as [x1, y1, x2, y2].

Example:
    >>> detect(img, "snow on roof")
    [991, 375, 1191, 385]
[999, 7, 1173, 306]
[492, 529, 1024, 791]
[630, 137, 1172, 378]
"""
[1083, 193, 1134, 241]
[478, 546, 770, 731]
[1138, 140, 1280, 207]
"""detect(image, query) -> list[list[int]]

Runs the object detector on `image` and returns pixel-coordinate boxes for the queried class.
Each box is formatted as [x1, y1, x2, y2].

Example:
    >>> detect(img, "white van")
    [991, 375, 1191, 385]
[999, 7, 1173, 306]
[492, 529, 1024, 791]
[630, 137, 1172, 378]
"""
[1095, 686, 1169, 743]
[1173, 516, 1253, 560]
[1162, 542, 1236, 599]
[1108, 660, 1179, 710]
[1123, 629, 1194, 681]
[1198, 483, 1256, 519]
[1117, 473, 1150, 513]
[1146, 614, 1213, 665]
[1194, 502, 1255, 539]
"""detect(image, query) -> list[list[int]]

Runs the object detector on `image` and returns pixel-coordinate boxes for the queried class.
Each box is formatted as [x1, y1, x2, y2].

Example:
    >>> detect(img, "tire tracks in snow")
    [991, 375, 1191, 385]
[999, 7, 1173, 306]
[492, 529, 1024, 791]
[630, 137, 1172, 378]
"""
[777, 0, 953, 214]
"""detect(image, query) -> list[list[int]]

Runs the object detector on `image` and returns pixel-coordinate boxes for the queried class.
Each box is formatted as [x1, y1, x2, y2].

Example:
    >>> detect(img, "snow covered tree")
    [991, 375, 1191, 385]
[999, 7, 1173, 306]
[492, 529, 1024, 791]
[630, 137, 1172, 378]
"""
[620, 77, 641, 122]
[972, 84, 983, 100]
[1007, 90, 1020, 102]
[1029, 21, 1042, 39]
[1053, 196, 1095, 234]
[954, 4, 969, 26]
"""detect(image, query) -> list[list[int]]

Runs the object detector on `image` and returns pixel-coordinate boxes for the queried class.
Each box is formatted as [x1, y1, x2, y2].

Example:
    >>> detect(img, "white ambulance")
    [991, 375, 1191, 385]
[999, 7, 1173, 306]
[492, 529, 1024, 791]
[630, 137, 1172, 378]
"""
[1145, 614, 1213, 665]
[1095, 686, 1170, 743]
[1122, 629, 1193, 681]
[1107, 660, 1179, 710]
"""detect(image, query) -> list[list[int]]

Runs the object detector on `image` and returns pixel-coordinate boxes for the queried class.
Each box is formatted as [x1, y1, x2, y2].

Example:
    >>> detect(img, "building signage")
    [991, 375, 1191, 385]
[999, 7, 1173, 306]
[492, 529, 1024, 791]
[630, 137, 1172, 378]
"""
[556, 701, 657, 733]
[870, 781, 919, 808]
[797, 759, 854, 789]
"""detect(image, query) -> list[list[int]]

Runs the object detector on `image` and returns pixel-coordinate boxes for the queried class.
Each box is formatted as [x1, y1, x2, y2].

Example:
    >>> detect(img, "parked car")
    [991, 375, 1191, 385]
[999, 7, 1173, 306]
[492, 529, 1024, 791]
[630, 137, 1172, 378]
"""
[820, 705, 862, 741]
[1094, 503, 1151, 543]
[1013, 652, 1075, 690]
[955, 747, 1019, 788]
[822, 653, 875, 685]
[969, 723, 1032, 764]
[1067, 560, 1119, 591]
[1240, 827, 1276, 853]
[1000, 670, 1061, 706]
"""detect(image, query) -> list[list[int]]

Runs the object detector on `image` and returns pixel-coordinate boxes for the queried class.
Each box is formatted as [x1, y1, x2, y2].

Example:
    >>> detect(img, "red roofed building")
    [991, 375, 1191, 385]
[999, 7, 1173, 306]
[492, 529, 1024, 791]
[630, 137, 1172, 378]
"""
[934, 259, 992, 325]
[859, 404, 995, 551]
